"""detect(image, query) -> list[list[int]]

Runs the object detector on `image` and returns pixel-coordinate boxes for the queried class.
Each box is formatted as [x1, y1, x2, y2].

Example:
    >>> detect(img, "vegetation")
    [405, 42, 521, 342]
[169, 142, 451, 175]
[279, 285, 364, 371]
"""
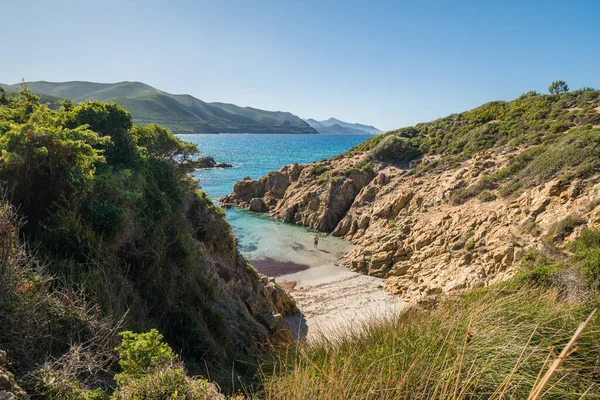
[346, 86, 600, 178]
[259, 229, 600, 399]
[0, 81, 317, 134]
[3, 81, 600, 398]
[0, 87, 269, 397]
[310, 164, 328, 175]
[549, 80, 569, 95]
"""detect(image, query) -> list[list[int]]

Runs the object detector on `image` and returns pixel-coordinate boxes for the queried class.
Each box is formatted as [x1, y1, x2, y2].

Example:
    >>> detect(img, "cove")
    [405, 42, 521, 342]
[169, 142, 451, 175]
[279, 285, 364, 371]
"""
[186, 133, 403, 339]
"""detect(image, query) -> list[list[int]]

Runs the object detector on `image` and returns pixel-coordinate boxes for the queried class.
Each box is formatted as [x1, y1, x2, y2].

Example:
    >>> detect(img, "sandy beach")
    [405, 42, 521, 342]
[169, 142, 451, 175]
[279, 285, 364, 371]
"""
[232, 209, 404, 340]
[280, 265, 404, 341]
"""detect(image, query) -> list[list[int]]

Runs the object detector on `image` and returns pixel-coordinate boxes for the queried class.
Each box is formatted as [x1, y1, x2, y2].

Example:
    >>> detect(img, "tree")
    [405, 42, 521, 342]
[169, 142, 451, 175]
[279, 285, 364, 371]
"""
[549, 80, 569, 95]
[0, 87, 7, 105]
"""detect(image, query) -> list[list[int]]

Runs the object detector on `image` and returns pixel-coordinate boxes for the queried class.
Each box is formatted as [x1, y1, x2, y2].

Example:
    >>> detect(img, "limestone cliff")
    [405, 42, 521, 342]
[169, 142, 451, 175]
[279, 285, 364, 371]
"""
[221, 89, 600, 303]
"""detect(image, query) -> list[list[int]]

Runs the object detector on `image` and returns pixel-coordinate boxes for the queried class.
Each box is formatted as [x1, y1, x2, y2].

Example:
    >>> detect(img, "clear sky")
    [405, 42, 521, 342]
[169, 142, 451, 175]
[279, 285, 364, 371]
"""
[1, 0, 599, 131]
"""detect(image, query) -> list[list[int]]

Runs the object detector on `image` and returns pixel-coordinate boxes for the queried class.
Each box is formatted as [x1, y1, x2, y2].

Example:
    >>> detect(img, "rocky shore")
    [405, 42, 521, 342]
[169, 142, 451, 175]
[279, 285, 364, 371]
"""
[221, 149, 600, 304]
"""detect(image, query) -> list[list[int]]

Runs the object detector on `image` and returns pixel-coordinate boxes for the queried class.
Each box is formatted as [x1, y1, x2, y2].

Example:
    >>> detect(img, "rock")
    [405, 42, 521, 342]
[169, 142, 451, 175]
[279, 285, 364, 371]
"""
[233, 179, 266, 201]
[222, 143, 600, 304]
[258, 312, 293, 343]
[265, 171, 291, 198]
[0, 353, 27, 400]
[249, 198, 267, 212]
[197, 156, 233, 169]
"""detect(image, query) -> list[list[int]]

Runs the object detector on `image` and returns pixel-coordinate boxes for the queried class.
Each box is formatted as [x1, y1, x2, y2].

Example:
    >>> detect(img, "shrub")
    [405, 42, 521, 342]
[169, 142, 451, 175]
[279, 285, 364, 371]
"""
[111, 365, 223, 400]
[451, 175, 496, 204]
[114, 329, 176, 386]
[464, 239, 476, 250]
[0, 202, 119, 397]
[371, 134, 422, 165]
[310, 164, 328, 175]
[521, 218, 541, 236]
[548, 80, 569, 95]
[544, 214, 585, 243]
[360, 162, 374, 172]
[478, 189, 496, 202]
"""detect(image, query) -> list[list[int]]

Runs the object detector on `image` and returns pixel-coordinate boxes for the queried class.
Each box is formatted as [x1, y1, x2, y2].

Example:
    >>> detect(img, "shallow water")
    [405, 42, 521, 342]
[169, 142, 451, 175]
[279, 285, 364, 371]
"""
[183, 133, 370, 273]
[181, 133, 404, 338]
[227, 208, 353, 275]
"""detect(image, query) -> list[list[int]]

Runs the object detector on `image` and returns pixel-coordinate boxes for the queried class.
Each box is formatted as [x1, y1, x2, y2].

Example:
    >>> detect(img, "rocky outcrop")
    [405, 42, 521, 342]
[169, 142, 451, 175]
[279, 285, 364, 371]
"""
[197, 156, 233, 169]
[222, 150, 600, 304]
[0, 350, 27, 400]
[221, 159, 376, 231]
[239, 261, 298, 343]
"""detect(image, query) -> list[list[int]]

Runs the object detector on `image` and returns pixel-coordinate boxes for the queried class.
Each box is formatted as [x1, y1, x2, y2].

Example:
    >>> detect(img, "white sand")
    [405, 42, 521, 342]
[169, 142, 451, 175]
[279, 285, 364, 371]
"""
[280, 265, 405, 341]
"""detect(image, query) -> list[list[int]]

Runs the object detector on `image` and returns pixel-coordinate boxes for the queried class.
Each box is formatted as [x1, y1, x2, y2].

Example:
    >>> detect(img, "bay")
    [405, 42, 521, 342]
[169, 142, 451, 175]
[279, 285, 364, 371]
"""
[183, 133, 372, 274]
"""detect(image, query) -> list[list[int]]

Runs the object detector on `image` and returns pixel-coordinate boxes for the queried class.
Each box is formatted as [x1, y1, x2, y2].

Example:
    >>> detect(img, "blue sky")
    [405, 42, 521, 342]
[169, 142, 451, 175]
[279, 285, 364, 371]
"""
[1, 0, 599, 131]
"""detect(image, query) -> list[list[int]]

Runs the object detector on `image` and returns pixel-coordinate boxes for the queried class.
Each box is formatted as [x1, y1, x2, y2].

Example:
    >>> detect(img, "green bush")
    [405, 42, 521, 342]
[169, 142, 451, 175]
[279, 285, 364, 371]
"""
[451, 175, 495, 204]
[111, 365, 222, 400]
[478, 190, 496, 202]
[0, 86, 269, 392]
[111, 329, 224, 399]
[310, 164, 328, 175]
[114, 329, 176, 386]
[464, 239, 476, 250]
[371, 134, 422, 165]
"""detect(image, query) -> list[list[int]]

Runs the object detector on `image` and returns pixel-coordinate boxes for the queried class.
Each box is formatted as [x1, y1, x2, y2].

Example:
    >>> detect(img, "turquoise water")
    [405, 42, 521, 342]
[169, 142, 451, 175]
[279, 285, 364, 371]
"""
[182, 133, 372, 272]
[185, 134, 372, 199]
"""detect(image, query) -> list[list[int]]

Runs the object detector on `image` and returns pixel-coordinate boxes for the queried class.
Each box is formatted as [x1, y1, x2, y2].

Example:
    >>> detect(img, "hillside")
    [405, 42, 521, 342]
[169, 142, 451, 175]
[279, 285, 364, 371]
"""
[0, 88, 296, 397]
[305, 117, 381, 134]
[0, 81, 317, 134]
[223, 87, 600, 303]
[221, 86, 600, 398]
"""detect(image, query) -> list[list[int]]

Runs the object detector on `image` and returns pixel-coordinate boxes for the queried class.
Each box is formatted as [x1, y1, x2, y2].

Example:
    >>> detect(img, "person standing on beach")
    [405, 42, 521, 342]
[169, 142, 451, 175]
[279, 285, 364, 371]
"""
[313, 235, 319, 249]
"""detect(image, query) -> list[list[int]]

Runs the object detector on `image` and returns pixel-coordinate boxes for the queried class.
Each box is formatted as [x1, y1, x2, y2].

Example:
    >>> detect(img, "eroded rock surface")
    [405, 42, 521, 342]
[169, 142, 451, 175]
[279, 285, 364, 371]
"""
[222, 150, 600, 303]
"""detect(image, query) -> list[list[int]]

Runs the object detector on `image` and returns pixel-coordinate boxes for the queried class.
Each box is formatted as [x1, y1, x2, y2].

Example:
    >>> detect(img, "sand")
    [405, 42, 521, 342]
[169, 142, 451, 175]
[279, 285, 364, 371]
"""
[232, 209, 404, 341]
[280, 265, 405, 341]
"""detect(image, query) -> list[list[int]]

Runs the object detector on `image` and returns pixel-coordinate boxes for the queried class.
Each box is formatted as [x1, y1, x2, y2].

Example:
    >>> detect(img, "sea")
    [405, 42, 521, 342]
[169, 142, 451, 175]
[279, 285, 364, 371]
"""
[182, 133, 373, 274]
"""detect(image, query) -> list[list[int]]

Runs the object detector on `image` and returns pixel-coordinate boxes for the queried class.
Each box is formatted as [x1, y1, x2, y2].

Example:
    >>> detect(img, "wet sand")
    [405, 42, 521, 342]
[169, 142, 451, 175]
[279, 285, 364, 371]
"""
[251, 257, 309, 277]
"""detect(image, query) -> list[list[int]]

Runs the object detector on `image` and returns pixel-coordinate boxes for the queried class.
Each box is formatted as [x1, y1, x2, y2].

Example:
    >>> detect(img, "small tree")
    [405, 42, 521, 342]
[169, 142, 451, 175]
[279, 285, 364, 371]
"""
[548, 80, 569, 95]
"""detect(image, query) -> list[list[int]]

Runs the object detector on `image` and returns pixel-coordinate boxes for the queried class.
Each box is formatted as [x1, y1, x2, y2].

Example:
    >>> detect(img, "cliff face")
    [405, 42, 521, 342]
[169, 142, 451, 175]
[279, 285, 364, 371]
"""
[222, 90, 600, 303]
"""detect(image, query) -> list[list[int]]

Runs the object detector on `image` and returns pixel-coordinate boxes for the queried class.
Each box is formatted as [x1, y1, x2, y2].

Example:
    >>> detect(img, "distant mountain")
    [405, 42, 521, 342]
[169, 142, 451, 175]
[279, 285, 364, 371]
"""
[305, 117, 381, 134]
[0, 81, 317, 134]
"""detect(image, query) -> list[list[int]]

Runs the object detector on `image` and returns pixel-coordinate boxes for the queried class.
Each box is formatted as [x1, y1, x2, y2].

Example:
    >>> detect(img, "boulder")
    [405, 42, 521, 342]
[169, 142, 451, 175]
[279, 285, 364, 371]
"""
[249, 198, 268, 212]
[197, 156, 233, 169]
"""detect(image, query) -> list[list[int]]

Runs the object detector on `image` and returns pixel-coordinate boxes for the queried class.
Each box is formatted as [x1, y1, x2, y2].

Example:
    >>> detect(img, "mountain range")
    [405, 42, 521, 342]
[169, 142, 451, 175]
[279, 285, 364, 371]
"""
[0, 81, 317, 134]
[305, 117, 381, 134]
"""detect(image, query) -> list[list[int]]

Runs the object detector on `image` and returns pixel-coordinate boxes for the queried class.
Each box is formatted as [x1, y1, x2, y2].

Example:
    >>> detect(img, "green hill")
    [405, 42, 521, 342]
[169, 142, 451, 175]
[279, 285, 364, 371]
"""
[0, 81, 317, 134]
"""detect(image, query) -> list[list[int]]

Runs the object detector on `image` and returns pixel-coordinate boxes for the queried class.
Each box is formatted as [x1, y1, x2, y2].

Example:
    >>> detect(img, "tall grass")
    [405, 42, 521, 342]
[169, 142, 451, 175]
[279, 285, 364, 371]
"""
[259, 285, 600, 399]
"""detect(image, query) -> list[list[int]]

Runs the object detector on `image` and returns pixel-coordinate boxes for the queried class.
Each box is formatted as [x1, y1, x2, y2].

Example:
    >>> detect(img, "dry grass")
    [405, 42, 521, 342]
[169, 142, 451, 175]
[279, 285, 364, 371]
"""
[257, 285, 600, 399]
